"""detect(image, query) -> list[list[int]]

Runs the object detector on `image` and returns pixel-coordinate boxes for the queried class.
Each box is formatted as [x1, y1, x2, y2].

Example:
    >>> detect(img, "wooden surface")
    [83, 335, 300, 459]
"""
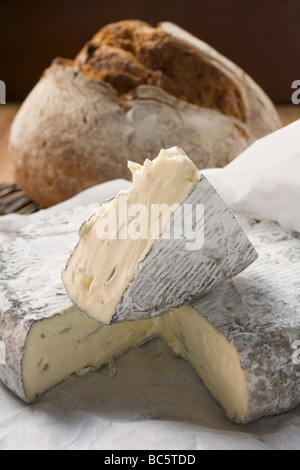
[0, 104, 300, 184]
[0, 183, 41, 215]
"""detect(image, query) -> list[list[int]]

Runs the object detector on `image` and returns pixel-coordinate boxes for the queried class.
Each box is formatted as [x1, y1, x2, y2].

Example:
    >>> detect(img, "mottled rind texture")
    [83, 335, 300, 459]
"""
[0, 204, 97, 401]
[192, 214, 300, 423]
[0, 206, 299, 423]
[111, 176, 257, 322]
[0, 301, 28, 402]
[9, 20, 281, 207]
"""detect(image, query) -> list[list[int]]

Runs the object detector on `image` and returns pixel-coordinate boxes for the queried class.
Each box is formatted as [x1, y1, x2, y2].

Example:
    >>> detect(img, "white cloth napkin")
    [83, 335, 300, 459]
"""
[203, 119, 300, 233]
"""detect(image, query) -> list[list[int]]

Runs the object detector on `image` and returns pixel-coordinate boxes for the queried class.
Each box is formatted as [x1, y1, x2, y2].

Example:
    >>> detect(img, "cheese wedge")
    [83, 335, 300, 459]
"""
[0, 202, 299, 422]
[62, 147, 257, 324]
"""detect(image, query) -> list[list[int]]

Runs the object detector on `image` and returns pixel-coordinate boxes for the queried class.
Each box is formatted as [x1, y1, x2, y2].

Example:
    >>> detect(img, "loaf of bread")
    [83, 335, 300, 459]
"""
[9, 20, 281, 207]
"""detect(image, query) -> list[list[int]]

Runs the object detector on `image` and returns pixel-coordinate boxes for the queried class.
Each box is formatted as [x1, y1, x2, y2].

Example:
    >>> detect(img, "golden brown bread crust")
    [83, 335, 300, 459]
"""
[75, 20, 245, 120]
[9, 20, 281, 207]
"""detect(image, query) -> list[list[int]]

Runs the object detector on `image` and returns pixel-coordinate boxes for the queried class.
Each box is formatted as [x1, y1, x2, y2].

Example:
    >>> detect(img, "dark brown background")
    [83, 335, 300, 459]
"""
[0, 0, 299, 103]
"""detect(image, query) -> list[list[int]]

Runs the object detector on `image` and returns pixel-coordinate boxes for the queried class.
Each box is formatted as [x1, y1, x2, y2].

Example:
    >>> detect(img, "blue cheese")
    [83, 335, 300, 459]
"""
[0, 202, 158, 402]
[0, 200, 299, 422]
[62, 147, 257, 324]
[163, 214, 300, 422]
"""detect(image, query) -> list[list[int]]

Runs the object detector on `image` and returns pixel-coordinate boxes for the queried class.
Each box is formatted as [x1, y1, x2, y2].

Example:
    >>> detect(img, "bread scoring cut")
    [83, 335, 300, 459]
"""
[9, 20, 281, 207]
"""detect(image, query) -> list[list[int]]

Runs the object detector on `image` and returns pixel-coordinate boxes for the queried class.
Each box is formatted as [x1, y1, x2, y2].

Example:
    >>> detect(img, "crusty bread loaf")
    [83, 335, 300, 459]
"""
[9, 20, 281, 207]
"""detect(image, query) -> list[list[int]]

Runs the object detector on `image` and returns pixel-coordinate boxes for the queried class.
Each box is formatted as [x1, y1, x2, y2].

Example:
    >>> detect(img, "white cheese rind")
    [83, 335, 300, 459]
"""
[113, 176, 257, 322]
[0, 204, 99, 401]
[0, 205, 299, 423]
[167, 214, 300, 422]
[62, 147, 204, 324]
[63, 164, 257, 324]
[0, 201, 160, 403]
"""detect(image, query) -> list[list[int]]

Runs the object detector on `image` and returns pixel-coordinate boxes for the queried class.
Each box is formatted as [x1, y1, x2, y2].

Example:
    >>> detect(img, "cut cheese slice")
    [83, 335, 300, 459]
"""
[62, 147, 257, 324]
[22, 306, 157, 403]
[0, 202, 299, 423]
